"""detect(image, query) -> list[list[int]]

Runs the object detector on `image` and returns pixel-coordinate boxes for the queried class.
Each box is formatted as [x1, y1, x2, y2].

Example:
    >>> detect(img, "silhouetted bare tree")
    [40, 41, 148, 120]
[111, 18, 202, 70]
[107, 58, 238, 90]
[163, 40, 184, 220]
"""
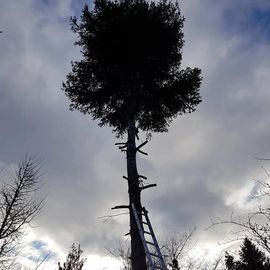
[107, 241, 131, 270]
[63, 0, 202, 268]
[110, 227, 224, 270]
[0, 157, 44, 268]
[162, 227, 197, 269]
[209, 167, 270, 255]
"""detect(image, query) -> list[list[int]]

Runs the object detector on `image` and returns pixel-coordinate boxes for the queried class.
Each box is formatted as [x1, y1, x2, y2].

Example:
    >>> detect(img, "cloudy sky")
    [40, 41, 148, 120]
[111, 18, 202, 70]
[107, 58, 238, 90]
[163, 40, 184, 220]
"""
[1, 0, 270, 269]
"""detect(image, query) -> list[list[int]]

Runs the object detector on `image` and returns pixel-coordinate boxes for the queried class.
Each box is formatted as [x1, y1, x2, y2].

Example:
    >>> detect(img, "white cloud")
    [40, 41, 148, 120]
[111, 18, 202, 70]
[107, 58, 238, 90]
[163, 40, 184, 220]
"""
[1, 0, 270, 268]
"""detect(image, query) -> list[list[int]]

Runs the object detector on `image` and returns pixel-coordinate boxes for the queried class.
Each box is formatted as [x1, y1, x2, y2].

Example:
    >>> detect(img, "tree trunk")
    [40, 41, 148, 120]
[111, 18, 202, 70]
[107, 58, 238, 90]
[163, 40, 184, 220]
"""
[126, 117, 147, 270]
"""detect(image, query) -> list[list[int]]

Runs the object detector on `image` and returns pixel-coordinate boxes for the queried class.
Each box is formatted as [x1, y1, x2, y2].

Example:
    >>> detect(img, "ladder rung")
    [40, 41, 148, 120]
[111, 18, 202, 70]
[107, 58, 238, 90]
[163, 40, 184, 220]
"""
[141, 221, 149, 225]
[145, 240, 157, 247]
[149, 252, 162, 258]
[136, 211, 146, 216]
[131, 203, 167, 270]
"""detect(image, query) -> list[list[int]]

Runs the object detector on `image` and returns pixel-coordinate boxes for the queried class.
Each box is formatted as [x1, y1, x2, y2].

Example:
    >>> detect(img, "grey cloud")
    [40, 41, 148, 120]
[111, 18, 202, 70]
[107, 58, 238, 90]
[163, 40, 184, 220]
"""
[1, 0, 270, 265]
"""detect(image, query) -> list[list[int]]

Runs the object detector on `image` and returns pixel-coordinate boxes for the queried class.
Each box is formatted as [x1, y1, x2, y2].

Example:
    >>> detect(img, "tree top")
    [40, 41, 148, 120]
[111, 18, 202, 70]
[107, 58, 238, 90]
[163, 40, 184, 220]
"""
[63, 0, 202, 136]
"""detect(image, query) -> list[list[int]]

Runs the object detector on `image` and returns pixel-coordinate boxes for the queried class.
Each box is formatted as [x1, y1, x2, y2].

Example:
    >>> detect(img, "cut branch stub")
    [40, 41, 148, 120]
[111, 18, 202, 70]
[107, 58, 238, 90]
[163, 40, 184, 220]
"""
[140, 184, 157, 191]
[115, 142, 127, 151]
[136, 141, 148, 151]
[135, 128, 139, 140]
[138, 149, 148, 155]
[115, 142, 126, 145]
[111, 205, 130, 210]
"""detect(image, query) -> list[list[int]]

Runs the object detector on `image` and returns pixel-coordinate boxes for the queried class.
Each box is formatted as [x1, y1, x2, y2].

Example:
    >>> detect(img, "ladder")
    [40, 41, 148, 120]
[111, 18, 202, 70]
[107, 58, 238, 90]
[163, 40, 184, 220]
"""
[131, 203, 167, 270]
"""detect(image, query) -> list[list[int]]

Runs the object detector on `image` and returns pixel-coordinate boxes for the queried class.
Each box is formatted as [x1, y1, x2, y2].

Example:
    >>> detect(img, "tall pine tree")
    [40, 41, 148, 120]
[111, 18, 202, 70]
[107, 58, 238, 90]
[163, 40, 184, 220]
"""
[62, 0, 202, 269]
[58, 244, 86, 270]
[225, 238, 270, 270]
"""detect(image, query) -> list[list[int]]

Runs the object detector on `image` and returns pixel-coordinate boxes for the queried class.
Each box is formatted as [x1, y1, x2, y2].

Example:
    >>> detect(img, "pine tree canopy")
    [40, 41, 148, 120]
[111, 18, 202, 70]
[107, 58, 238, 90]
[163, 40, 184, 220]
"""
[62, 0, 202, 136]
[225, 238, 270, 270]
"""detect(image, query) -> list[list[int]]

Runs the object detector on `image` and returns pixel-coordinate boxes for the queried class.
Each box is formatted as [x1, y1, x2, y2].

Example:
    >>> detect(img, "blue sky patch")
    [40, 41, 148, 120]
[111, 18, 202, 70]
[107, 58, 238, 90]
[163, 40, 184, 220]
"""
[29, 240, 57, 262]
[223, 4, 270, 41]
[31, 240, 47, 250]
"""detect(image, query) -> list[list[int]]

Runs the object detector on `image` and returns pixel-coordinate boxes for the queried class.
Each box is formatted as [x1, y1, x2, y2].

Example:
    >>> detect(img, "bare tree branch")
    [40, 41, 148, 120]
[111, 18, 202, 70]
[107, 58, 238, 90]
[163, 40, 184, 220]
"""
[0, 156, 44, 267]
[207, 167, 270, 255]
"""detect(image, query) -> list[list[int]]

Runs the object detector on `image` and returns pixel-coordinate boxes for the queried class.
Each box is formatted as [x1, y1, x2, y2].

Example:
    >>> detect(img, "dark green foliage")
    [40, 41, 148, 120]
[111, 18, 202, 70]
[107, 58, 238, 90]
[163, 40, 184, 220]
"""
[225, 238, 270, 270]
[225, 253, 237, 270]
[171, 258, 180, 270]
[58, 244, 86, 270]
[62, 0, 202, 136]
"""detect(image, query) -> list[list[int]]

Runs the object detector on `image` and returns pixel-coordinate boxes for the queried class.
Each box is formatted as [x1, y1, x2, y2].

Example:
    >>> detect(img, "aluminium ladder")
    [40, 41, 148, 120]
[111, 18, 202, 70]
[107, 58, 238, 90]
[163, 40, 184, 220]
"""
[131, 203, 167, 270]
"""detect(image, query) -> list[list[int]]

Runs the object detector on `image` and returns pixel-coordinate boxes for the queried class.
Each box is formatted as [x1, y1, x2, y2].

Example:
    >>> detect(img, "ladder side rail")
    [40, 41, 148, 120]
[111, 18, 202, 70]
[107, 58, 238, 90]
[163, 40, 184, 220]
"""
[131, 204, 155, 270]
[142, 207, 167, 270]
